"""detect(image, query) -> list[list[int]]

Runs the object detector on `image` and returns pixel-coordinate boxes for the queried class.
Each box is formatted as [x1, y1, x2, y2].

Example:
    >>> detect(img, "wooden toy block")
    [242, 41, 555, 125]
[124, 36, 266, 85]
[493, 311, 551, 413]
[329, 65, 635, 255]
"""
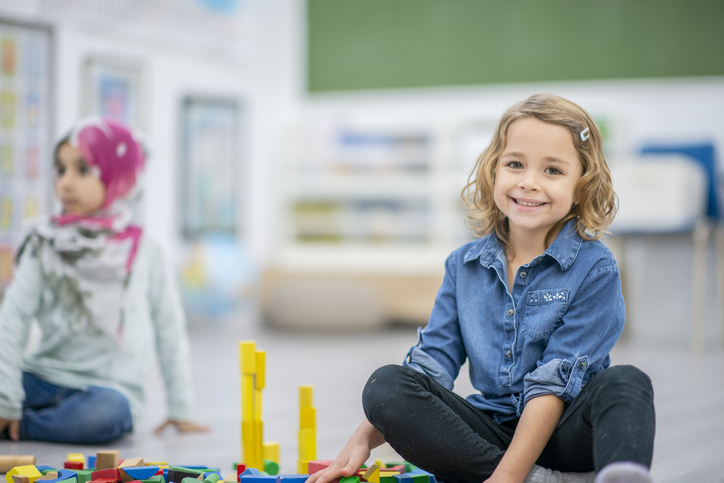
[140, 477, 164, 483]
[119, 468, 159, 482]
[362, 466, 379, 483]
[91, 479, 120, 483]
[296, 462, 308, 476]
[404, 471, 429, 483]
[339, 477, 360, 483]
[118, 460, 144, 469]
[299, 407, 316, 429]
[5, 466, 43, 483]
[0, 458, 37, 475]
[181, 478, 202, 483]
[262, 443, 279, 465]
[87, 457, 96, 471]
[374, 462, 384, 472]
[254, 351, 266, 390]
[203, 474, 221, 483]
[276, 476, 309, 483]
[235, 465, 247, 483]
[36, 471, 78, 483]
[380, 467, 404, 475]
[253, 388, 263, 422]
[299, 386, 313, 408]
[65, 463, 84, 471]
[72, 471, 94, 483]
[12, 476, 29, 483]
[238, 470, 260, 478]
[239, 341, 257, 374]
[391, 477, 413, 483]
[261, 461, 278, 477]
[67, 455, 85, 464]
[95, 452, 120, 471]
[91, 469, 120, 482]
[167, 468, 203, 483]
[298, 429, 316, 460]
[305, 462, 332, 476]
[379, 475, 398, 483]
[40, 473, 59, 480]
[241, 375, 254, 421]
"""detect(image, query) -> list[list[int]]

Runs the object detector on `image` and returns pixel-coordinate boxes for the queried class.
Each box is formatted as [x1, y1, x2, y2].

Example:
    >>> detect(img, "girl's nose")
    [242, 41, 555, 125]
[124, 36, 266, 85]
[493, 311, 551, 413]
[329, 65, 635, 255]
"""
[518, 171, 540, 190]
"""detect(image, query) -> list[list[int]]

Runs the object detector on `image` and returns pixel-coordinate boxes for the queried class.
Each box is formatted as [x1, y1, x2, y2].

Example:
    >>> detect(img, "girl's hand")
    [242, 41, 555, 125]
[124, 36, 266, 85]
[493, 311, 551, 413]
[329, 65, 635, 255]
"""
[306, 420, 385, 483]
[0, 418, 20, 440]
[154, 418, 210, 435]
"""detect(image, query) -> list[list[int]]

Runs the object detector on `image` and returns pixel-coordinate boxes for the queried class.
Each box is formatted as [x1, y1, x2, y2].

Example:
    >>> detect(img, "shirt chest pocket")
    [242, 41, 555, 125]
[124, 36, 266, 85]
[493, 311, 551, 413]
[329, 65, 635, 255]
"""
[521, 289, 569, 340]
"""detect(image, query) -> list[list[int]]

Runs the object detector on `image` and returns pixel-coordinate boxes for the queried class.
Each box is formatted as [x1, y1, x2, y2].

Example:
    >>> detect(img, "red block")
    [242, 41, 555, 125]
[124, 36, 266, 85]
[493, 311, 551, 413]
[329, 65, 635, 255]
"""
[307, 461, 334, 475]
[91, 480, 120, 483]
[65, 462, 84, 470]
[91, 468, 121, 483]
[381, 466, 405, 474]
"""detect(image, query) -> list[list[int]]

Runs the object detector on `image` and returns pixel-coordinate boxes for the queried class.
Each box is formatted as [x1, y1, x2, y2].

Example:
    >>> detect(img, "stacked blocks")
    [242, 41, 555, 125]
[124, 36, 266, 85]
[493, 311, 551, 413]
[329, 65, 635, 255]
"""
[297, 386, 316, 474]
[240, 341, 280, 472]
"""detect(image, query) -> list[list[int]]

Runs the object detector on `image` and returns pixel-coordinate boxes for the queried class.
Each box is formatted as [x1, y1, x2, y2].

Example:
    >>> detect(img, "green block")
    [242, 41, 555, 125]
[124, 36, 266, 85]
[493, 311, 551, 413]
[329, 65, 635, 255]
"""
[262, 460, 279, 476]
[171, 467, 204, 476]
[380, 476, 397, 483]
[340, 477, 360, 483]
[182, 478, 201, 483]
[232, 462, 241, 471]
[141, 476, 165, 483]
[409, 474, 429, 483]
[204, 474, 221, 483]
[74, 470, 94, 483]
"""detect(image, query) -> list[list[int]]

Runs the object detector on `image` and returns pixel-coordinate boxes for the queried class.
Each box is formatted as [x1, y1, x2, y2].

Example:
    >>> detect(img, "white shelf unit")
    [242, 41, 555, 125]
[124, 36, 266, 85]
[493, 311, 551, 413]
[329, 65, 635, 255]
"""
[265, 113, 498, 328]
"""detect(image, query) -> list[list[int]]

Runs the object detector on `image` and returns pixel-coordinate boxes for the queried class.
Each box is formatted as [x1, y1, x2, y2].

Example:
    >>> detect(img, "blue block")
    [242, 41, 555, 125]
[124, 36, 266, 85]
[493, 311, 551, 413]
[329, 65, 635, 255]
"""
[37, 467, 56, 474]
[277, 476, 309, 483]
[88, 457, 96, 470]
[122, 467, 160, 481]
[240, 469, 262, 477]
[393, 476, 414, 483]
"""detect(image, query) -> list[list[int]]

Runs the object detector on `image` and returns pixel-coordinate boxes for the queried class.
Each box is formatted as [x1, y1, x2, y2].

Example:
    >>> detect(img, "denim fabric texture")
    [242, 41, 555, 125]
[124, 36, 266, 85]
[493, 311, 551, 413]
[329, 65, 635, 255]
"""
[19, 372, 132, 444]
[404, 219, 626, 424]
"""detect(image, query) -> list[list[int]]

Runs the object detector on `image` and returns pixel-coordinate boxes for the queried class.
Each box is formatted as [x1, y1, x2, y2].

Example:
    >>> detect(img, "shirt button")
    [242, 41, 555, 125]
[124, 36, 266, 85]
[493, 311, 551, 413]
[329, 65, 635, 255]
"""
[519, 271, 527, 279]
[505, 350, 512, 358]
[579, 361, 586, 369]
[507, 308, 514, 316]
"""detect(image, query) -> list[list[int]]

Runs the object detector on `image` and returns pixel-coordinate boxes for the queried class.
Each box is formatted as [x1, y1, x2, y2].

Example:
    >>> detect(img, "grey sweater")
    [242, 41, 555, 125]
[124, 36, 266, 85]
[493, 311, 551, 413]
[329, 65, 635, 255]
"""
[0, 234, 193, 425]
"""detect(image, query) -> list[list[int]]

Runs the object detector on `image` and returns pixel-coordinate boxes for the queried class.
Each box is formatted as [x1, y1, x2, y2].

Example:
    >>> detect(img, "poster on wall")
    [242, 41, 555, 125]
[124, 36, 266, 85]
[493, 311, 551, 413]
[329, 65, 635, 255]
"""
[0, 18, 52, 294]
[82, 55, 144, 129]
[180, 96, 241, 240]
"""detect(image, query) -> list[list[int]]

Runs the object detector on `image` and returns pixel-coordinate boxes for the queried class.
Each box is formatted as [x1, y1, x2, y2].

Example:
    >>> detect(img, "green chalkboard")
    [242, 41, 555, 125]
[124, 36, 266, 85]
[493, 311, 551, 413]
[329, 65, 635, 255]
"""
[307, 0, 724, 92]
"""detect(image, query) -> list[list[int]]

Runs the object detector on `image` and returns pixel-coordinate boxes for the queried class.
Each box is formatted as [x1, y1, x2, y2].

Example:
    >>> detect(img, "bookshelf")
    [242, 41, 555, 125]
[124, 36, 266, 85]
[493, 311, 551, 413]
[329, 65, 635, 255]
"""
[263, 114, 498, 329]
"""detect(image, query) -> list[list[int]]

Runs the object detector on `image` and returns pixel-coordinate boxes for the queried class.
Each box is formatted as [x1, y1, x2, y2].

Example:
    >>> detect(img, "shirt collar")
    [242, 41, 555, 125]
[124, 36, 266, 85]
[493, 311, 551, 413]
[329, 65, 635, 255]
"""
[463, 219, 583, 271]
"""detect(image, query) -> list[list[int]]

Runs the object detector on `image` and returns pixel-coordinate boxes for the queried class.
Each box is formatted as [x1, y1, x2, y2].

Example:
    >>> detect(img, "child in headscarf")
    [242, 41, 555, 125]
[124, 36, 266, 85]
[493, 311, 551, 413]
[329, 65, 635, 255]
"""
[0, 117, 208, 444]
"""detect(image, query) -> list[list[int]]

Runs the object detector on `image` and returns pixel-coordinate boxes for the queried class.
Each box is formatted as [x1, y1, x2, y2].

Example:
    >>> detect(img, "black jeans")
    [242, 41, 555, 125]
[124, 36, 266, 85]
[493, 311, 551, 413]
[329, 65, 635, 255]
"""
[362, 364, 655, 483]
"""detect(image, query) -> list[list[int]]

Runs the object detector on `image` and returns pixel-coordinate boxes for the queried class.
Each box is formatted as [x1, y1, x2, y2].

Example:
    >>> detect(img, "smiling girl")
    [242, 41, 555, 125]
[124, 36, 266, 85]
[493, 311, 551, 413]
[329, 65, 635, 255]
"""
[307, 94, 656, 483]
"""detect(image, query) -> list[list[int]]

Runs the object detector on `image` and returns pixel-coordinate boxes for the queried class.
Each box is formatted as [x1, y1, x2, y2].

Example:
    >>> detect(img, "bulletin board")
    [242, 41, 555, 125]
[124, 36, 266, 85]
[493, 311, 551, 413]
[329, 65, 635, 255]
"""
[0, 18, 53, 292]
[307, 0, 724, 92]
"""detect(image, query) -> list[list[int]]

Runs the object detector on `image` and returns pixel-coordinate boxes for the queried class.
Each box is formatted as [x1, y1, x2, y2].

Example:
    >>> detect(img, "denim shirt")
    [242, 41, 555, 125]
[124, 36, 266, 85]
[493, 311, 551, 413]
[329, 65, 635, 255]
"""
[403, 219, 625, 424]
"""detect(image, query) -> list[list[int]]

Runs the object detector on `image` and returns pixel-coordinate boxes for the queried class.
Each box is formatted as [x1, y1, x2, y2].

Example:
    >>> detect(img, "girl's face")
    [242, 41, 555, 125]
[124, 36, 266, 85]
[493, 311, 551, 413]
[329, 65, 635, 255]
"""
[493, 117, 582, 245]
[54, 143, 106, 216]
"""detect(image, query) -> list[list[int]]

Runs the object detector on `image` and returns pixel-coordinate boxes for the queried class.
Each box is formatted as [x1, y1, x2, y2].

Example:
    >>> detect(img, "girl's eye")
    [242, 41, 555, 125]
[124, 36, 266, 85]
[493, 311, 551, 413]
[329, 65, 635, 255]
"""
[546, 167, 562, 175]
[55, 166, 65, 176]
[506, 161, 523, 169]
[79, 165, 90, 175]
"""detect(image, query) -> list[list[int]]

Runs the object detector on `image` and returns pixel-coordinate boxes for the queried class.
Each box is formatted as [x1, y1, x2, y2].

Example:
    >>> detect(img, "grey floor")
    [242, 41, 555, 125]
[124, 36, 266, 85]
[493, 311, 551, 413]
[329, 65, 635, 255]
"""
[2, 235, 724, 483]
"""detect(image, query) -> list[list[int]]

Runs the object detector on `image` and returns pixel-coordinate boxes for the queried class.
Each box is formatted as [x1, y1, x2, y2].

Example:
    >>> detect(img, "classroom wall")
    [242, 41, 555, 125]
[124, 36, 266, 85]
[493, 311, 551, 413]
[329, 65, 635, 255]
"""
[0, 0, 305, 267]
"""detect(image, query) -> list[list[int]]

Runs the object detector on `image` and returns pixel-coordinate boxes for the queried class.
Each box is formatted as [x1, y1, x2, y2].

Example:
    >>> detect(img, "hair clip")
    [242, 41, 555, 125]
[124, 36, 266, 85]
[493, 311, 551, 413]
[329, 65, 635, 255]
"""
[579, 127, 590, 142]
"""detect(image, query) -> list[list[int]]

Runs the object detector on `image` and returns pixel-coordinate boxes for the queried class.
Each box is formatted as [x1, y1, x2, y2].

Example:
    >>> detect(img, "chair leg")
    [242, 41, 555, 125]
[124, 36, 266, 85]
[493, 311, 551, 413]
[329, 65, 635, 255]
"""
[692, 222, 711, 351]
[716, 227, 724, 346]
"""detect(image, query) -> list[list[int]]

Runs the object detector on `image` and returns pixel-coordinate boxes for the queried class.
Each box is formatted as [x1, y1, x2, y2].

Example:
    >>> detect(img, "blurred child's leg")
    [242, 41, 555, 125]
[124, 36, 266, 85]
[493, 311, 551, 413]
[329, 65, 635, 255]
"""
[538, 365, 655, 473]
[362, 364, 514, 483]
[20, 372, 133, 444]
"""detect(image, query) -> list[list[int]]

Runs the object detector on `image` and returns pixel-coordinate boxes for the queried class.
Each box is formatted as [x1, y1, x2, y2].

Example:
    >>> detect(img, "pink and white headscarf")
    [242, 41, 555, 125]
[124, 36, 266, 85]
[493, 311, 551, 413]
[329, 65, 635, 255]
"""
[18, 116, 147, 341]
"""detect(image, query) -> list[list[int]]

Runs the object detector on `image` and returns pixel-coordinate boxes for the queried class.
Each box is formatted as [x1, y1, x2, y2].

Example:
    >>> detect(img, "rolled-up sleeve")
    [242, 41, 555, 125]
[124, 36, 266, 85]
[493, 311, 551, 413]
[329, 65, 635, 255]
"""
[523, 263, 625, 405]
[402, 253, 466, 391]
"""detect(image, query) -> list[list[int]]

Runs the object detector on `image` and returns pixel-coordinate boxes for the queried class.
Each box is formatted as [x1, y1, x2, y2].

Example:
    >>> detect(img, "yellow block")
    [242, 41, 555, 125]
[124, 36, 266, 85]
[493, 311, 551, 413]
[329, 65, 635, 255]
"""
[374, 460, 384, 470]
[6, 466, 42, 483]
[297, 460, 308, 475]
[362, 465, 380, 483]
[241, 374, 254, 421]
[242, 420, 255, 466]
[299, 385, 313, 408]
[253, 386, 262, 421]
[255, 351, 266, 389]
[145, 462, 169, 467]
[263, 441, 280, 464]
[299, 428, 316, 460]
[300, 406, 316, 428]
[66, 454, 84, 463]
[239, 341, 257, 374]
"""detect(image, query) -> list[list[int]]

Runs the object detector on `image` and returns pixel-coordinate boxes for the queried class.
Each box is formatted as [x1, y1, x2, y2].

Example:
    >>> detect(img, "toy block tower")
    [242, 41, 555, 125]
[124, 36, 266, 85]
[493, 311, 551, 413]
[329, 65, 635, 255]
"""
[240, 340, 266, 470]
[298, 385, 317, 474]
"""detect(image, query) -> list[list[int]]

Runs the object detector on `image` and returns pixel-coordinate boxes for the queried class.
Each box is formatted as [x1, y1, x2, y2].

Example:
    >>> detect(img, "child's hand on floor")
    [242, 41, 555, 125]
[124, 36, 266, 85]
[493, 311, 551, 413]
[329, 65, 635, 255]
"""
[0, 418, 20, 440]
[154, 418, 210, 435]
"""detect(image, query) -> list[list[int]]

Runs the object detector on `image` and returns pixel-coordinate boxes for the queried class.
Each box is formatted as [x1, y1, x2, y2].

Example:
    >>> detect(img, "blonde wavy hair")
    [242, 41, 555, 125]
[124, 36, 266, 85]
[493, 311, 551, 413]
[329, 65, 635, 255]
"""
[462, 93, 617, 252]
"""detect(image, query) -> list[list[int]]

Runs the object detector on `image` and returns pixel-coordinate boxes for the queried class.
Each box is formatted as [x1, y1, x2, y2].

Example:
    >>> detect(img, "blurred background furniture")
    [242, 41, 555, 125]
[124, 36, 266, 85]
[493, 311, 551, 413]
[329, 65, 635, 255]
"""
[609, 143, 720, 349]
